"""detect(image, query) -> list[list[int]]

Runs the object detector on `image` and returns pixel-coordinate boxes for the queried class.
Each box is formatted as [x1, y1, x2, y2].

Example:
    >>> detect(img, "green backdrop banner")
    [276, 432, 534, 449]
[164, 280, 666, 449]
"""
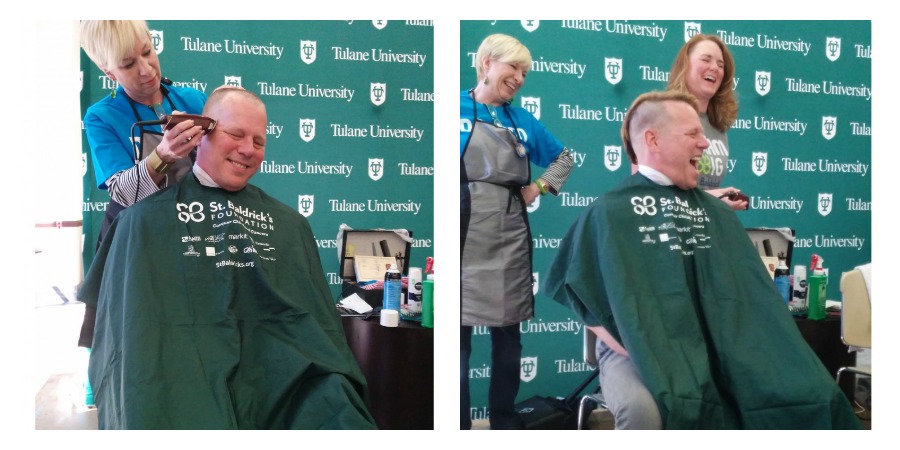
[81, 20, 435, 300]
[460, 20, 871, 421]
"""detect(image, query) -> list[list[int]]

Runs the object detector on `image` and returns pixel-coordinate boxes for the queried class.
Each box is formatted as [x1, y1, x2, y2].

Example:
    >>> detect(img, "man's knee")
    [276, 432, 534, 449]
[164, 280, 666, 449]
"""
[614, 393, 662, 430]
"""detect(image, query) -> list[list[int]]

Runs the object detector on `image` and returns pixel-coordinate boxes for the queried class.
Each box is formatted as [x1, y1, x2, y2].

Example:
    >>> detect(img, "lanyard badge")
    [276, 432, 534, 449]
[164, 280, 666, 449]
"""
[485, 103, 526, 158]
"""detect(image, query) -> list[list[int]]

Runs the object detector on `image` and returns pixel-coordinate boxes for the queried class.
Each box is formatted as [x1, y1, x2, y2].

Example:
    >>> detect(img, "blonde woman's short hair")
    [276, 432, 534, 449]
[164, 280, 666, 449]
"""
[80, 20, 150, 72]
[473, 34, 532, 83]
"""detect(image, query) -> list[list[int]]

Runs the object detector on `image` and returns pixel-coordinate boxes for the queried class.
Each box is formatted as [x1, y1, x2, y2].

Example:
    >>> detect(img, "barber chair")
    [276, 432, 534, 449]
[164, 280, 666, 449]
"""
[836, 264, 872, 416]
[576, 328, 607, 430]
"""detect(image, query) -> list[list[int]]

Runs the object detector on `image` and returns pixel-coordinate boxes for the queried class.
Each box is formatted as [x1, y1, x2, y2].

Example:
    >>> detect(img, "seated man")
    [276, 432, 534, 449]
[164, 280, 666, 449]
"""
[78, 86, 377, 429]
[542, 90, 860, 429]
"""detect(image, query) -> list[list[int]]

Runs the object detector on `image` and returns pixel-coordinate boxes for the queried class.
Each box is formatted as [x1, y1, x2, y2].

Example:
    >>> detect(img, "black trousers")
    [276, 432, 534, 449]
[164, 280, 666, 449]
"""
[460, 324, 524, 430]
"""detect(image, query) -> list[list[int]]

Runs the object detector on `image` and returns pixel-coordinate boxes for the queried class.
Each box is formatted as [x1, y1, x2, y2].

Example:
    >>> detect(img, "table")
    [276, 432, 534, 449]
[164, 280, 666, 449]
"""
[341, 315, 434, 430]
[793, 314, 857, 402]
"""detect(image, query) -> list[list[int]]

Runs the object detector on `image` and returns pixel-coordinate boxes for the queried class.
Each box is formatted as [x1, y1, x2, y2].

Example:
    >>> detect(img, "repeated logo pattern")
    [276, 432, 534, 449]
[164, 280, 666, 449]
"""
[458, 20, 870, 420]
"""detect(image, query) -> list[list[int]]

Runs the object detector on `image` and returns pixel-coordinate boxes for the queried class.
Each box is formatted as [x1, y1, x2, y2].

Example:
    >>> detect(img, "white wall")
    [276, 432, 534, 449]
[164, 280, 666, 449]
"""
[32, 20, 83, 288]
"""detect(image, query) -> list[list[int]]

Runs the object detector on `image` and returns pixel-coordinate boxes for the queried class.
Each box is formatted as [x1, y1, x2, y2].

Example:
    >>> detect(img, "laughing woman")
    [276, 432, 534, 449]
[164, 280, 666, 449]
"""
[460, 33, 574, 430]
[667, 33, 748, 211]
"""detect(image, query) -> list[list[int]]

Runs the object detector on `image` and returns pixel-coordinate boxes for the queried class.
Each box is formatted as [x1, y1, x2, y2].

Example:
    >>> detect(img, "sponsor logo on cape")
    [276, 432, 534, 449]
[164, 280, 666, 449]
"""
[631, 195, 657, 216]
[177, 202, 205, 223]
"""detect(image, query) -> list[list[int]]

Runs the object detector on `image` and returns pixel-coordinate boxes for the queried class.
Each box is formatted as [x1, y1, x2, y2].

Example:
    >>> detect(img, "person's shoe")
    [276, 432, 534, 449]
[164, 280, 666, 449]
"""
[489, 414, 525, 430]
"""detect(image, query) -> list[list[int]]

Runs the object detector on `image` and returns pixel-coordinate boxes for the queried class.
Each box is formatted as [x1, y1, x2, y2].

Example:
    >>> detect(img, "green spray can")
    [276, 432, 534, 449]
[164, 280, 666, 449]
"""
[806, 255, 828, 320]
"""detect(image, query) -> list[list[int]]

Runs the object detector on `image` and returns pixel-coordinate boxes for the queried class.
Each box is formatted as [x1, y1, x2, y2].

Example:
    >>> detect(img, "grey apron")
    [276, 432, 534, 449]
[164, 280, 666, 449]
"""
[461, 114, 533, 327]
[139, 131, 196, 187]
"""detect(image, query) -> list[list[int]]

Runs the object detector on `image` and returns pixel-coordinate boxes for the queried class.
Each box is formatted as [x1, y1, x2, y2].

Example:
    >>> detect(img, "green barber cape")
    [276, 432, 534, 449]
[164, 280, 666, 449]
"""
[543, 173, 860, 429]
[78, 174, 377, 429]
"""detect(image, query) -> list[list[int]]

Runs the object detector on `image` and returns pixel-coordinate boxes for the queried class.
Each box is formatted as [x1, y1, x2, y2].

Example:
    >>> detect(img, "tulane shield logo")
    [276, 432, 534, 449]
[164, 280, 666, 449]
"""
[752, 152, 768, 176]
[532, 272, 539, 296]
[368, 158, 384, 181]
[521, 96, 540, 120]
[298, 195, 315, 217]
[299, 118, 316, 142]
[300, 40, 316, 64]
[825, 37, 841, 62]
[371, 83, 387, 106]
[520, 357, 538, 383]
[818, 193, 833, 217]
[684, 22, 702, 42]
[224, 76, 242, 87]
[755, 71, 771, 96]
[150, 30, 164, 55]
[605, 57, 623, 85]
[822, 116, 837, 140]
[604, 145, 622, 172]
[521, 20, 540, 32]
[372, 20, 388, 30]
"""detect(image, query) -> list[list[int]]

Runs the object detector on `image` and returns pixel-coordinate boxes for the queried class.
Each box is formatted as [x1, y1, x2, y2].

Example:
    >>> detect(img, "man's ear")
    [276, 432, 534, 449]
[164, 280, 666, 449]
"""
[644, 128, 659, 153]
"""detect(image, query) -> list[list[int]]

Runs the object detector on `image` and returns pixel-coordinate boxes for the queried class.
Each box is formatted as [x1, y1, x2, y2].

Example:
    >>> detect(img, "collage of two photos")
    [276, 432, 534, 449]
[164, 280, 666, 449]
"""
[34, 19, 871, 432]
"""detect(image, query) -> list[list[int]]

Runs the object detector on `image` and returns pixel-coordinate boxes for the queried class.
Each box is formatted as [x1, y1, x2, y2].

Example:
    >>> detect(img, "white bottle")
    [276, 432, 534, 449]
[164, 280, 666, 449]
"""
[406, 267, 422, 314]
[792, 265, 807, 309]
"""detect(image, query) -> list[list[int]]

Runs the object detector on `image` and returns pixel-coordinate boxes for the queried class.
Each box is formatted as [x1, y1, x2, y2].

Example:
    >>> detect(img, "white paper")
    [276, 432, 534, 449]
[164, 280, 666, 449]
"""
[339, 293, 373, 314]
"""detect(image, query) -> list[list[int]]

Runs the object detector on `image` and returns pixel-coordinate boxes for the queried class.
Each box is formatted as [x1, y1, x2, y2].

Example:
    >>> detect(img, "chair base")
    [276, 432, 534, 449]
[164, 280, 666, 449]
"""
[836, 366, 871, 384]
[577, 392, 606, 430]
[836, 366, 871, 419]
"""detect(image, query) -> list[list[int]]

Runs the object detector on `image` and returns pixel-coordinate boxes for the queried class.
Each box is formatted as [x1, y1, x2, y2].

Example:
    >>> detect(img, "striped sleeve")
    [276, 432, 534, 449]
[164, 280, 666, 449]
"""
[538, 148, 575, 196]
[106, 160, 165, 207]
